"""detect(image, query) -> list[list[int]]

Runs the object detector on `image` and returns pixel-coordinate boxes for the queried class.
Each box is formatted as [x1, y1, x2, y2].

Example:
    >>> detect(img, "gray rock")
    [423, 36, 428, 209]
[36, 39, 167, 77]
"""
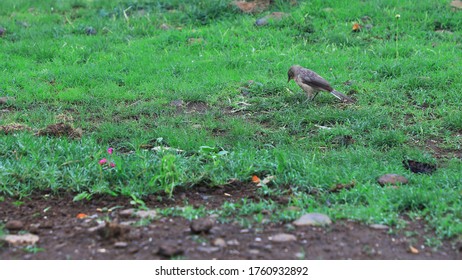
[377, 174, 408, 186]
[293, 213, 332, 227]
[270, 233, 297, 243]
[227, 239, 240, 246]
[370, 224, 389, 230]
[114, 241, 128, 248]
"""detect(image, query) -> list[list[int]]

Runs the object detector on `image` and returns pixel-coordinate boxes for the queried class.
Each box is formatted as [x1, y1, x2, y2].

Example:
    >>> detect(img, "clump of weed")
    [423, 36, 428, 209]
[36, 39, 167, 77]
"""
[149, 154, 181, 197]
[443, 111, 462, 132]
[369, 130, 407, 150]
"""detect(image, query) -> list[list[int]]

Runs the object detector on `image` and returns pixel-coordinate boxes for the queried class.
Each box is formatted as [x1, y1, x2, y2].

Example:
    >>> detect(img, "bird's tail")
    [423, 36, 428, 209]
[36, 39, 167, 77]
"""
[330, 90, 355, 103]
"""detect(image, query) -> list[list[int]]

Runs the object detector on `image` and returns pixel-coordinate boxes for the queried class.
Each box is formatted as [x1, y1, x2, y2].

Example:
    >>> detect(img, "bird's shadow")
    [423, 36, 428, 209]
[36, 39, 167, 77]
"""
[284, 92, 339, 106]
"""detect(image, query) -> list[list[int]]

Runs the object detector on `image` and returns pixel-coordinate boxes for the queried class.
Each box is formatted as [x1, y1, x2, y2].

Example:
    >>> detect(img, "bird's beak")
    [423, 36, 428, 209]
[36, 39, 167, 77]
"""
[287, 77, 291, 83]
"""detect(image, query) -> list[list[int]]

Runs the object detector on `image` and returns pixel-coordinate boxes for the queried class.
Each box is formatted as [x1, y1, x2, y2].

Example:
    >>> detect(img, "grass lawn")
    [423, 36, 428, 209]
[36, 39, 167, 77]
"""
[0, 0, 461, 241]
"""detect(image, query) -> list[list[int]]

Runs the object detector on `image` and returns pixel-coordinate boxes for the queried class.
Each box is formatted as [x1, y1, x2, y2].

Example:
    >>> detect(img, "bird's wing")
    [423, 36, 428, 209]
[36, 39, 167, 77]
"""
[298, 68, 333, 92]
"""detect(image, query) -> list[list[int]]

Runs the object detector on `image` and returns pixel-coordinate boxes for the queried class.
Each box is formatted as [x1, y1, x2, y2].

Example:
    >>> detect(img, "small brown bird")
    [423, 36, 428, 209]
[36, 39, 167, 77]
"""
[287, 65, 355, 103]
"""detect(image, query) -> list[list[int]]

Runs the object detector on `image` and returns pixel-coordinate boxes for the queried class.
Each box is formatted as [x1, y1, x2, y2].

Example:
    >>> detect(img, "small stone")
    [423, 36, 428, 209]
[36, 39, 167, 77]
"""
[255, 18, 269, 26]
[0, 27, 5, 37]
[255, 12, 288, 26]
[157, 244, 183, 258]
[212, 238, 227, 248]
[197, 246, 220, 253]
[97, 248, 107, 253]
[136, 209, 157, 219]
[85, 26, 97, 35]
[5, 220, 24, 231]
[119, 220, 136, 226]
[377, 174, 409, 186]
[114, 241, 128, 248]
[370, 224, 389, 230]
[119, 208, 135, 218]
[248, 249, 260, 255]
[227, 239, 240, 246]
[190, 218, 214, 234]
[3, 233, 39, 246]
[293, 213, 332, 227]
[270, 233, 297, 243]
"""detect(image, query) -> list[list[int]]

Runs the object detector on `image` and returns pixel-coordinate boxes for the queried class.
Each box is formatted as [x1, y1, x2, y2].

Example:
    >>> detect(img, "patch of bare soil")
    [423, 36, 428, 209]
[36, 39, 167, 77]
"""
[170, 100, 209, 114]
[0, 123, 31, 134]
[424, 138, 462, 159]
[0, 185, 460, 260]
[36, 122, 82, 139]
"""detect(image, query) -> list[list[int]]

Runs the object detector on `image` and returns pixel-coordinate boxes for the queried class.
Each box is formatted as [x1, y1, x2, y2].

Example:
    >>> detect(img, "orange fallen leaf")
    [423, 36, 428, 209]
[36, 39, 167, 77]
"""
[76, 213, 88, 219]
[252, 175, 261, 184]
[409, 245, 419, 254]
[352, 23, 361, 32]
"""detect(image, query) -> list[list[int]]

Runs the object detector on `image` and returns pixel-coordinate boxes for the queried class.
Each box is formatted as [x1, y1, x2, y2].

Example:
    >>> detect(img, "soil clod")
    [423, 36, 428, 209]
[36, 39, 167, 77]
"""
[403, 159, 437, 174]
[190, 217, 214, 234]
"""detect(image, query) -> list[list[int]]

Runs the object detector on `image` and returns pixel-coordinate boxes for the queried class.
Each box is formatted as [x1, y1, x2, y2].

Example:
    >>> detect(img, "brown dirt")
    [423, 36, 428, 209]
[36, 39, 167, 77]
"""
[1, 184, 460, 260]
[36, 122, 82, 139]
[0, 123, 31, 134]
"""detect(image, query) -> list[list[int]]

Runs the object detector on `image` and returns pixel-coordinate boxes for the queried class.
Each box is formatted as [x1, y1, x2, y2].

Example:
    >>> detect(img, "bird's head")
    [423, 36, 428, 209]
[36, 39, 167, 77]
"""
[287, 65, 300, 82]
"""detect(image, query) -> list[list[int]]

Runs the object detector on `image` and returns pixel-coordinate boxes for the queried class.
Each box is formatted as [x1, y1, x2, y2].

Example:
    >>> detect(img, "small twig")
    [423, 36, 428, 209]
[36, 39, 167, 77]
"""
[314, 124, 332, 130]
[128, 100, 142, 107]
[65, 15, 74, 27]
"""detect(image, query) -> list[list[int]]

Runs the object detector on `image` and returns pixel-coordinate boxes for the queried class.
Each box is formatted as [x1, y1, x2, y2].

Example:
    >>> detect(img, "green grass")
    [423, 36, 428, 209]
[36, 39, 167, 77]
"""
[1, 0, 461, 239]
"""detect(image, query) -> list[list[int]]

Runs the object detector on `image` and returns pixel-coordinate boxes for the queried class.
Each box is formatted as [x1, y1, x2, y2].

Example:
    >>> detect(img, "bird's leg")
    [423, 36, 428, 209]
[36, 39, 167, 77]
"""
[310, 92, 320, 101]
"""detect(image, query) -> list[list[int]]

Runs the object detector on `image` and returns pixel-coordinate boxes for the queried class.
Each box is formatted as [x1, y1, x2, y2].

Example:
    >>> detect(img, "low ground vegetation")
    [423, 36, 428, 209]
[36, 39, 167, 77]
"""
[0, 0, 461, 259]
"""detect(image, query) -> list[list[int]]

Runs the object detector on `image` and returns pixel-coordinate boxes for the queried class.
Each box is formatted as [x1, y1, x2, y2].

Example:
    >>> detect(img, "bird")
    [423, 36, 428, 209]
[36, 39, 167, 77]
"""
[287, 65, 355, 103]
